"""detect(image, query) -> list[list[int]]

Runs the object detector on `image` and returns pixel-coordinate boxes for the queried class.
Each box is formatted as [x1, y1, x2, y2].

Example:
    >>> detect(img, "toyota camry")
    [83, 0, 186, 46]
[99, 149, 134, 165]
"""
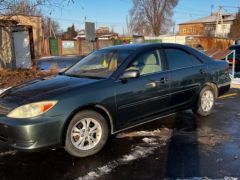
[0, 43, 231, 157]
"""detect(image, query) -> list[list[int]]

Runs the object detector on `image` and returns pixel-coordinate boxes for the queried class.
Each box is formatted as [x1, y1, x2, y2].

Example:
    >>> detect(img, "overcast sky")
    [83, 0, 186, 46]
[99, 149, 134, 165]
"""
[46, 0, 240, 34]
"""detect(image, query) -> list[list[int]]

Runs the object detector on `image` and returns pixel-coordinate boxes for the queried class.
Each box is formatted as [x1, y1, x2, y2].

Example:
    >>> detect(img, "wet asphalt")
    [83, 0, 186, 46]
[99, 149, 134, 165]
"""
[0, 88, 240, 180]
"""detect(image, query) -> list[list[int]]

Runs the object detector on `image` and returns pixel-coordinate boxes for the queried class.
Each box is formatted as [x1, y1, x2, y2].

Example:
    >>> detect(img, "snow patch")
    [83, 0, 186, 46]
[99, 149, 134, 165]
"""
[0, 150, 17, 157]
[77, 134, 171, 180]
[97, 165, 112, 174]
[120, 145, 157, 163]
[232, 78, 240, 85]
[142, 137, 158, 144]
[116, 128, 172, 141]
[77, 127, 230, 180]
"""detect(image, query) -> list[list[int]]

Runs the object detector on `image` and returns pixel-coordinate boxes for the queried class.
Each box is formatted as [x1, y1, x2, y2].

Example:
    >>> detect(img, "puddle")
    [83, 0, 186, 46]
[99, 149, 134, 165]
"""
[174, 177, 238, 180]
[175, 127, 230, 146]
[117, 127, 229, 147]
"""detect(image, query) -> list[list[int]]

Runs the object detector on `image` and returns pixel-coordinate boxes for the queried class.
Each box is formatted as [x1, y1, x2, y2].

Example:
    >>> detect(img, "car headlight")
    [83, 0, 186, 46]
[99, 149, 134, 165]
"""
[7, 101, 58, 118]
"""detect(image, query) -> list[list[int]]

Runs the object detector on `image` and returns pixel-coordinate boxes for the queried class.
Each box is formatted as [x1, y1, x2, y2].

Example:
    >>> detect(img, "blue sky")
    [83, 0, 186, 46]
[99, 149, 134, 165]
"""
[47, 0, 240, 34]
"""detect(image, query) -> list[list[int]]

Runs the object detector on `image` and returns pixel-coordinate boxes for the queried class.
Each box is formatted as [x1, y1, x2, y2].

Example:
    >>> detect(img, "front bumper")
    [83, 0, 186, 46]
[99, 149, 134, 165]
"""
[0, 115, 65, 150]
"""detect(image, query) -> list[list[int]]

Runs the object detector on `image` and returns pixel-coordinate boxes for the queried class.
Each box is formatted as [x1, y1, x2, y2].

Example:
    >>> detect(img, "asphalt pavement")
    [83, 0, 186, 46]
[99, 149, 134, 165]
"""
[0, 88, 240, 180]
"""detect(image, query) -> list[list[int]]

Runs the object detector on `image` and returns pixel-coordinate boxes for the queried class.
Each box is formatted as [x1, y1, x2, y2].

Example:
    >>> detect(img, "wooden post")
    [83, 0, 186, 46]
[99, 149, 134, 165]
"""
[58, 38, 62, 56]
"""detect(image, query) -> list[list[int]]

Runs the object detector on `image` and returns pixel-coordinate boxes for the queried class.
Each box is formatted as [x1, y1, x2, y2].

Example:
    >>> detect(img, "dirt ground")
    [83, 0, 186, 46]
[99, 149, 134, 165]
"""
[0, 69, 56, 89]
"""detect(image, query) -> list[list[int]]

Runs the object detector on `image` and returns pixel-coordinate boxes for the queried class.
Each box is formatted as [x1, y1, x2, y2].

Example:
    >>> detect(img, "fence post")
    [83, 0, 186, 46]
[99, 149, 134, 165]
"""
[58, 38, 62, 56]
[77, 38, 81, 56]
[96, 39, 99, 50]
[232, 50, 236, 79]
[45, 38, 50, 56]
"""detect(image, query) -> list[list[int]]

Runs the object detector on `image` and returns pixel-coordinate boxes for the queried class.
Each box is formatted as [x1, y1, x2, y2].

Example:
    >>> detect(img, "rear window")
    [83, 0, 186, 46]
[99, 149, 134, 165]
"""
[165, 48, 202, 70]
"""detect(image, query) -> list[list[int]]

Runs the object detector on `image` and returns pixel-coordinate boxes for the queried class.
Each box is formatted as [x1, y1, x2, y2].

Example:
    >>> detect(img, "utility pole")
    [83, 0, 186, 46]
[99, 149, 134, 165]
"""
[215, 6, 224, 38]
[211, 4, 214, 15]
[172, 21, 175, 34]
[49, 18, 52, 38]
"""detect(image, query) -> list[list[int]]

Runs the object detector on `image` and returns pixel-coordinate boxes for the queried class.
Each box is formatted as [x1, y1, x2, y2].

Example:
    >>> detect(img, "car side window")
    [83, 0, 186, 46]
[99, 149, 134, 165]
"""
[127, 50, 163, 76]
[165, 48, 202, 70]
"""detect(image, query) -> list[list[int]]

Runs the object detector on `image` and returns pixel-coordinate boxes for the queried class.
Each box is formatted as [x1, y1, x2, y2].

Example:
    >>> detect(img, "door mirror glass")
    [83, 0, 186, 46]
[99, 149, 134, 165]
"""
[120, 70, 140, 80]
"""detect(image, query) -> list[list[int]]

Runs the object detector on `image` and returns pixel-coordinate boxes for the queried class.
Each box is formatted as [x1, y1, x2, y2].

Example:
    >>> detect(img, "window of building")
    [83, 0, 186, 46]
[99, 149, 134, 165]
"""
[189, 27, 193, 33]
[164, 48, 202, 70]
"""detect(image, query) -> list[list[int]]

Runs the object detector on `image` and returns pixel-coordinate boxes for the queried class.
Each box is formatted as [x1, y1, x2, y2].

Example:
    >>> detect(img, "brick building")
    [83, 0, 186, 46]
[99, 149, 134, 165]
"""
[0, 15, 43, 57]
[179, 13, 235, 38]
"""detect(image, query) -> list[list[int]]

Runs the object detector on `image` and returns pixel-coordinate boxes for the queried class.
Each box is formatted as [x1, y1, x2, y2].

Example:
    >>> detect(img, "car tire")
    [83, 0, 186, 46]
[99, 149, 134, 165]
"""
[193, 86, 215, 117]
[64, 110, 109, 157]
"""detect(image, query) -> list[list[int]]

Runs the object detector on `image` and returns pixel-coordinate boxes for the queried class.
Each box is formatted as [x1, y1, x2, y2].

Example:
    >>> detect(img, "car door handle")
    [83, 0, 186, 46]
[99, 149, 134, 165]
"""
[199, 69, 205, 74]
[159, 77, 168, 84]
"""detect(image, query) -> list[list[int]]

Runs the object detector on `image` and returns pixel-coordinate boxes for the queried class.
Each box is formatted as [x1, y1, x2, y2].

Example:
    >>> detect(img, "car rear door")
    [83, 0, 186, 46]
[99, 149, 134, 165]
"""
[115, 48, 171, 129]
[163, 47, 206, 108]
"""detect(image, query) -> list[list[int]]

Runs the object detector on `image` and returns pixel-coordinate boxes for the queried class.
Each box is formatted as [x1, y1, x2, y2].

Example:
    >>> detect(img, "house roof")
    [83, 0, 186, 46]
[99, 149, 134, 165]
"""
[179, 13, 236, 25]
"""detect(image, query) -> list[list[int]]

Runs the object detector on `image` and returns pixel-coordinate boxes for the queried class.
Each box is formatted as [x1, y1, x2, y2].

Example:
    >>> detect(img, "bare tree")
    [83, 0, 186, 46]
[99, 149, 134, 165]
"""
[0, 0, 67, 37]
[126, 15, 133, 36]
[0, 0, 74, 16]
[229, 12, 240, 40]
[129, 0, 178, 36]
[4, 0, 41, 16]
[43, 17, 61, 37]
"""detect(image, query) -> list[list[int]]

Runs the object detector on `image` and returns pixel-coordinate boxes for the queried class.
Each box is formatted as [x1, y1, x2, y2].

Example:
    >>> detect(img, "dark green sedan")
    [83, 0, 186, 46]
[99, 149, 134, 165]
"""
[0, 43, 231, 157]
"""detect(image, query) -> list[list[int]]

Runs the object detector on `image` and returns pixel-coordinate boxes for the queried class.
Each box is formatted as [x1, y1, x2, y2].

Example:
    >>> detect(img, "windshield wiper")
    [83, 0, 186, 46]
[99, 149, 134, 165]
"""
[62, 73, 105, 79]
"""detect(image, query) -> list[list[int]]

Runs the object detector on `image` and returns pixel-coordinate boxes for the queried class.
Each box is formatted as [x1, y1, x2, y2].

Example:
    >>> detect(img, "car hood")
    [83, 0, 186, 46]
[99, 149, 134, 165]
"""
[0, 75, 100, 107]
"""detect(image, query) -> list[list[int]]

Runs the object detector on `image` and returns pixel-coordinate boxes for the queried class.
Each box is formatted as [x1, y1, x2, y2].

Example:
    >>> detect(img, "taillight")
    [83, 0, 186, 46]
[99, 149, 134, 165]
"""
[228, 58, 239, 64]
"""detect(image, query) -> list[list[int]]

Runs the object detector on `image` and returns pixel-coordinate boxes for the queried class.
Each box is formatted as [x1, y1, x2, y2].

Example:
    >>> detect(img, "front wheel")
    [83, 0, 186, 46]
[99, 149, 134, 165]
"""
[193, 86, 215, 116]
[64, 110, 109, 157]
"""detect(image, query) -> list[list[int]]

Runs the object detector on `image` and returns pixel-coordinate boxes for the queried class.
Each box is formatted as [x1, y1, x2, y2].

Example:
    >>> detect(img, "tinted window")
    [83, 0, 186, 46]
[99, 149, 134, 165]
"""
[229, 46, 240, 55]
[165, 48, 202, 70]
[127, 50, 163, 75]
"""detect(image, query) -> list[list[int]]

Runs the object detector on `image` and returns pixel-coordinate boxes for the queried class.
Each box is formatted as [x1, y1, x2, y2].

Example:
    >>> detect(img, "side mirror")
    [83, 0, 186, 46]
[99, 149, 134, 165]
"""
[120, 70, 140, 80]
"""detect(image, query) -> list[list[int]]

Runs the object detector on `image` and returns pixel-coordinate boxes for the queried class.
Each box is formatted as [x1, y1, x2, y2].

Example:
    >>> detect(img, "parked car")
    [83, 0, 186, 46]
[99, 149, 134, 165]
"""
[226, 45, 240, 72]
[37, 56, 84, 71]
[0, 43, 231, 157]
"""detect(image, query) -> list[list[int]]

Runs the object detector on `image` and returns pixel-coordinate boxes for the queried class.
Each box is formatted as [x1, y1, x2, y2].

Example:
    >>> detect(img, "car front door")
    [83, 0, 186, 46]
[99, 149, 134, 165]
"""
[115, 49, 171, 129]
[163, 47, 206, 108]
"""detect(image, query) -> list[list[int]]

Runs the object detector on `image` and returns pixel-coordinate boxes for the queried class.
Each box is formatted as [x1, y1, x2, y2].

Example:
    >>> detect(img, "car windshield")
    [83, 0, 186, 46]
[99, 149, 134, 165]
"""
[64, 50, 132, 79]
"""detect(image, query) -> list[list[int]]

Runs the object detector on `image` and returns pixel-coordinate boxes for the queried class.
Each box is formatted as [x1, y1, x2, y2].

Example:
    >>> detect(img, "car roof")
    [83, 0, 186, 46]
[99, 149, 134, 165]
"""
[101, 43, 188, 51]
[229, 45, 240, 49]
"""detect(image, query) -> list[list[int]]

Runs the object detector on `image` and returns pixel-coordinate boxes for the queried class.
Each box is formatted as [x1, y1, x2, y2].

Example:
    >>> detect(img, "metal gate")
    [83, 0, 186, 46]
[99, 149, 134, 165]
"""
[49, 37, 59, 56]
[225, 50, 236, 79]
[13, 30, 32, 68]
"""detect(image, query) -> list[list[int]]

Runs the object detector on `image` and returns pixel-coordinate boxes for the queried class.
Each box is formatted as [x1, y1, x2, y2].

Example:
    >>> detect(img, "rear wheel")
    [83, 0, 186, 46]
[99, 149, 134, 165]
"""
[193, 86, 215, 116]
[64, 110, 109, 157]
